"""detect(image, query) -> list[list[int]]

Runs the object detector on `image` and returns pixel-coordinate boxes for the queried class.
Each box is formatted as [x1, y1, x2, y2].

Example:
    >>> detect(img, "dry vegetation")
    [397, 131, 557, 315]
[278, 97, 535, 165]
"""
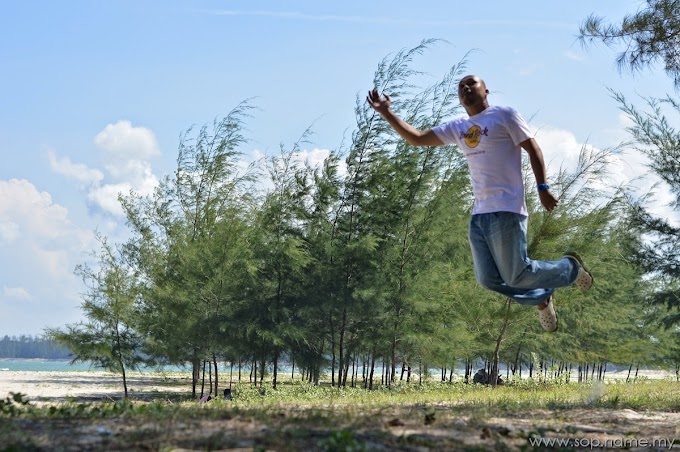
[1, 372, 679, 451]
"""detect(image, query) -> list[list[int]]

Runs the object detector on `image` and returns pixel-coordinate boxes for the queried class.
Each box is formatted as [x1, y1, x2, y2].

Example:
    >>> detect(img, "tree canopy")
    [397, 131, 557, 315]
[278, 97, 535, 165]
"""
[47, 40, 680, 395]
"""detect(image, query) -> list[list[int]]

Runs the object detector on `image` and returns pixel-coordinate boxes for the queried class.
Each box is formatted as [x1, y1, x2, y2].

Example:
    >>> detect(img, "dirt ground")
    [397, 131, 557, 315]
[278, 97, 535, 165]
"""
[3, 406, 680, 451]
[2, 370, 679, 450]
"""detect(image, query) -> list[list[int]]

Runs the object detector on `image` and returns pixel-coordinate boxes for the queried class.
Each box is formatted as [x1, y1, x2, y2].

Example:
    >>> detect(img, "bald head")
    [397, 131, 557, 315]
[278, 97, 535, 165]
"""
[458, 75, 490, 116]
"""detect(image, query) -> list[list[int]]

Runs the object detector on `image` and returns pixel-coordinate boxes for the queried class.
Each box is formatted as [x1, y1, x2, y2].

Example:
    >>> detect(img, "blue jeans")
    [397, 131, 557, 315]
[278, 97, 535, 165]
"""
[468, 212, 578, 306]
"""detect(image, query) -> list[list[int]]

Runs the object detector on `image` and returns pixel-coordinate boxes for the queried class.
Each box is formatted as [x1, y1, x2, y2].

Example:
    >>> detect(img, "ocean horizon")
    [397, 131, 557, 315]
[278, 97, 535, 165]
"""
[0, 358, 300, 375]
[0, 358, 217, 373]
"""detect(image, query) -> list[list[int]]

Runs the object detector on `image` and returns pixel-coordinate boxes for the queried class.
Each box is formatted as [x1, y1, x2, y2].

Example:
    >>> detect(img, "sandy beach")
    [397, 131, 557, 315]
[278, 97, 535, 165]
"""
[0, 370, 191, 402]
[2, 368, 675, 404]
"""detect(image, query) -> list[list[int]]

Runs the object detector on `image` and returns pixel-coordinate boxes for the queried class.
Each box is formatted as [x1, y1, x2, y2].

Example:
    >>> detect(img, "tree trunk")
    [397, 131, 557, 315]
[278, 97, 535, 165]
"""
[259, 354, 266, 386]
[513, 336, 523, 376]
[390, 332, 397, 384]
[567, 363, 572, 383]
[208, 360, 212, 394]
[213, 354, 218, 396]
[120, 359, 128, 399]
[330, 312, 337, 387]
[252, 357, 257, 385]
[350, 355, 356, 388]
[381, 358, 386, 386]
[192, 355, 200, 398]
[200, 360, 206, 397]
[491, 299, 512, 388]
[464, 359, 470, 384]
[273, 348, 279, 390]
[337, 307, 347, 387]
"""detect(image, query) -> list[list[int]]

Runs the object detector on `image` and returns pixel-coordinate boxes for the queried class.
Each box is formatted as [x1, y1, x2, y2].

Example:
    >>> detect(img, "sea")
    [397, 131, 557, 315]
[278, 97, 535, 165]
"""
[0, 359, 204, 373]
[1, 359, 674, 381]
[0, 359, 300, 375]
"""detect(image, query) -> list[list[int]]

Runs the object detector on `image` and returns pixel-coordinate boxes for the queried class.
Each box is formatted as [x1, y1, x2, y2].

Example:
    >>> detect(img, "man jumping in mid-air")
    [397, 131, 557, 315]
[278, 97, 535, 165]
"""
[367, 74, 593, 332]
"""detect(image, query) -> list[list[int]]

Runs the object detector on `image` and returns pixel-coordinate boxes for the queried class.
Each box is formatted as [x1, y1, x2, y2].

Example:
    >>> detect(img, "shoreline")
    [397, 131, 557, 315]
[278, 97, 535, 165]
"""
[0, 370, 190, 402]
[0, 358, 71, 362]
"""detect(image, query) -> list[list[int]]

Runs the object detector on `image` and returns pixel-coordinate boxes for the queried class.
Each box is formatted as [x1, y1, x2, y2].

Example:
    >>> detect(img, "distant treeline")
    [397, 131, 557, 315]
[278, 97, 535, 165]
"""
[0, 335, 71, 359]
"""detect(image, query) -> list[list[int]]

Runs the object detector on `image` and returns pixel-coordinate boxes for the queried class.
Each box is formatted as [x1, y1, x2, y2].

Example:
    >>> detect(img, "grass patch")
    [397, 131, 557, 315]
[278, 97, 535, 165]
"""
[2, 379, 679, 450]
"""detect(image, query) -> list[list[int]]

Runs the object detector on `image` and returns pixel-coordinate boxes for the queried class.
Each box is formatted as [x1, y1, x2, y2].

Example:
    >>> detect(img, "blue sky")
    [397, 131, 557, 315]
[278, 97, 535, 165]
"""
[1, 0, 678, 336]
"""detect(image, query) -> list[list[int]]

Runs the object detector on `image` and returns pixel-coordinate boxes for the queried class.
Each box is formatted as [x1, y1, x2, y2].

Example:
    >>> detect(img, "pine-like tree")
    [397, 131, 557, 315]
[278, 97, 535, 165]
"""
[46, 234, 145, 398]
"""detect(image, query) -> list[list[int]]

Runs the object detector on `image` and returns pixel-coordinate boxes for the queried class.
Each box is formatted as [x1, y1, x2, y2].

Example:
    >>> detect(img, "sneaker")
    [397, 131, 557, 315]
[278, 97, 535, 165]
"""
[564, 252, 593, 293]
[538, 296, 558, 332]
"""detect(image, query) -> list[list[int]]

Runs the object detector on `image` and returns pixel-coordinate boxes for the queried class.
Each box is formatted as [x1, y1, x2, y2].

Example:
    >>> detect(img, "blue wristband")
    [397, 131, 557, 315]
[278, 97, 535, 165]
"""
[537, 183, 550, 192]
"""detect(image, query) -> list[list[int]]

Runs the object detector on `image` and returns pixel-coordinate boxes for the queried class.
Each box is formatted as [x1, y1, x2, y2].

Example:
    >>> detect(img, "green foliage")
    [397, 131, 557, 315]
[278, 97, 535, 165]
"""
[45, 399, 138, 418]
[319, 430, 366, 452]
[45, 233, 145, 397]
[578, 0, 680, 88]
[0, 335, 70, 359]
[14, 379, 680, 417]
[580, 2, 680, 330]
[55, 40, 677, 394]
[3, 379, 679, 451]
[0, 393, 30, 417]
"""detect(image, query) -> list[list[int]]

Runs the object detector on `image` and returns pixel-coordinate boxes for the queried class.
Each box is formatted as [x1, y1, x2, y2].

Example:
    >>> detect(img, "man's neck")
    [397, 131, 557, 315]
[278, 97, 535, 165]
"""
[465, 102, 490, 117]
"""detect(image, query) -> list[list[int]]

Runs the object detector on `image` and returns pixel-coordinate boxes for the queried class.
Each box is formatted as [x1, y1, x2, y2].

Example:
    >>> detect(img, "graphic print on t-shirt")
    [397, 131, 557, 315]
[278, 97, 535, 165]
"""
[459, 125, 489, 148]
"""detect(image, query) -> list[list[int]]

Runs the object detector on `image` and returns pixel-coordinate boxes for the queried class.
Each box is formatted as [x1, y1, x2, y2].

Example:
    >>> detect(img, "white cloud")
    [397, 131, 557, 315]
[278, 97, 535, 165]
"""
[0, 179, 89, 247]
[94, 120, 160, 160]
[532, 125, 589, 171]
[87, 182, 133, 217]
[250, 147, 346, 184]
[48, 121, 161, 217]
[0, 220, 20, 244]
[91, 121, 160, 215]
[532, 124, 680, 226]
[293, 147, 345, 175]
[0, 178, 94, 334]
[2, 286, 32, 301]
[47, 149, 104, 187]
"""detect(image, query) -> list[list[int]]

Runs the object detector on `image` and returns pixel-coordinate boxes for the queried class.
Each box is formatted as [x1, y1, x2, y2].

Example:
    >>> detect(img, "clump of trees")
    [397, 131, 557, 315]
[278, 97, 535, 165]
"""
[47, 38, 680, 398]
[0, 335, 70, 359]
[579, 0, 680, 348]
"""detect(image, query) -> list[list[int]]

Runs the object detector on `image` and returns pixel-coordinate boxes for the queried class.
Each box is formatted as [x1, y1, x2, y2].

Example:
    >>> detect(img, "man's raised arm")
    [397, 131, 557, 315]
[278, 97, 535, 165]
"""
[366, 89, 444, 147]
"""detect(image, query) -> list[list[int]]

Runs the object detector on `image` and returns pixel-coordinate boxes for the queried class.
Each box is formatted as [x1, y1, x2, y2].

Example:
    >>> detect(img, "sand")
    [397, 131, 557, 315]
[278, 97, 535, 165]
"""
[0, 370, 190, 402]
[1, 368, 675, 404]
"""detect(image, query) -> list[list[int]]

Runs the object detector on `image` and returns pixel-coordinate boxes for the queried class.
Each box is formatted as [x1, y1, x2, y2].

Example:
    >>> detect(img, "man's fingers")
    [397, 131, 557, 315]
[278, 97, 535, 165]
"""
[366, 89, 391, 109]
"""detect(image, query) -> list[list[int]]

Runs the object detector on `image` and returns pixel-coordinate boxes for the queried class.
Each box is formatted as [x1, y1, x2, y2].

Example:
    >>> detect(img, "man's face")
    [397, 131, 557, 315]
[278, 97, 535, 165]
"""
[457, 75, 488, 108]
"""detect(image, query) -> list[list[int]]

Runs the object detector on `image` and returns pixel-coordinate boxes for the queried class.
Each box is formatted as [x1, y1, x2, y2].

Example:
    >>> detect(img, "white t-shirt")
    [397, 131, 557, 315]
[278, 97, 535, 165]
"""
[432, 105, 533, 216]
